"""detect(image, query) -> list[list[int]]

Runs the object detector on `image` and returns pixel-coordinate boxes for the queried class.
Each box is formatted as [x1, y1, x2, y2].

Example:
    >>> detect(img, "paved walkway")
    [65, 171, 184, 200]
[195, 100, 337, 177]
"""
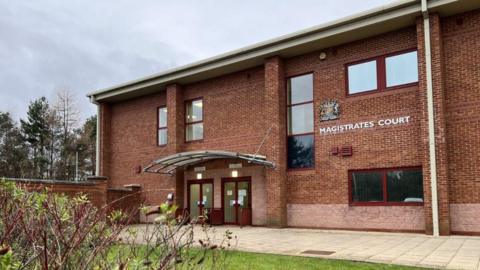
[130, 225, 480, 269]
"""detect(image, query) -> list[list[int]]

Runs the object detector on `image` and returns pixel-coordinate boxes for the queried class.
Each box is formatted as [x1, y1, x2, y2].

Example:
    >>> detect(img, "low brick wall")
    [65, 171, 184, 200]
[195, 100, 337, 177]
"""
[107, 185, 143, 223]
[287, 204, 425, 233]
[9, 178, 108, 208]
[450, 204, 480, 235]
[7, 178, 143, 223]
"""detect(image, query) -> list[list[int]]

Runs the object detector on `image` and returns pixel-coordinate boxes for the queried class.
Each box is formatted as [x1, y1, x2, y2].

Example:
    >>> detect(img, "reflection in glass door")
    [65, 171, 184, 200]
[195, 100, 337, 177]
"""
[224, 182, 236, 223]
[222, 177, 251, 225]
[189, 184, 200, 219]
[188, 180, 213, 222]
[202, 183, 213, 215]
[237, 181, 250, 209]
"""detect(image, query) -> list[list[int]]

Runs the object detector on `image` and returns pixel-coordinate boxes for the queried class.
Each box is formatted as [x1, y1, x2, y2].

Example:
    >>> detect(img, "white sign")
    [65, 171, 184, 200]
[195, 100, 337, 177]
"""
[194, 166, 206, 172]
[229, 163, 242, 169]
[320, 116, 411, 135]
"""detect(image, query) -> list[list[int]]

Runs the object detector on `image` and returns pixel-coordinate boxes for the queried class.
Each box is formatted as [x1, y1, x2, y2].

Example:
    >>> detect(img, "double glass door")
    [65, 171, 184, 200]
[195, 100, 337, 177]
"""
[188, 180, 213, 221]
[223, 178, 251, 225]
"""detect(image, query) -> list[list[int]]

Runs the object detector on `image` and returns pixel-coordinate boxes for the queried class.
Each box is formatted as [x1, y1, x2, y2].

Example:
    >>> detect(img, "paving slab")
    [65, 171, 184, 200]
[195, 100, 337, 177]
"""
[127, 225, 480, 269]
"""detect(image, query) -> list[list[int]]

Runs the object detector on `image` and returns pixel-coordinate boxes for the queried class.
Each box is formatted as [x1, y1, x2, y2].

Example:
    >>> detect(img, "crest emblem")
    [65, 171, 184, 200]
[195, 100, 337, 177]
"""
[320, 99, 340, 121]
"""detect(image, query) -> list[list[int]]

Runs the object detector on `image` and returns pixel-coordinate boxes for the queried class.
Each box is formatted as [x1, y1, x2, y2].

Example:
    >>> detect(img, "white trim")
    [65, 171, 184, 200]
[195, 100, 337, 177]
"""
[422, 0, 440, 237]
[90, 96, 101, 176]
[87, 0, 480, 102]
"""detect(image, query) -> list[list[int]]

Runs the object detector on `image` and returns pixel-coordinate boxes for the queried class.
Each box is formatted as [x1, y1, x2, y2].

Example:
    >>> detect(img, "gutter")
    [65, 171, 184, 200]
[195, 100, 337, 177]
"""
[90, 96, 101, 177]
[87, 0, 479, 103]
[421, 0, 440, 237]
[87, 0, 422, 102]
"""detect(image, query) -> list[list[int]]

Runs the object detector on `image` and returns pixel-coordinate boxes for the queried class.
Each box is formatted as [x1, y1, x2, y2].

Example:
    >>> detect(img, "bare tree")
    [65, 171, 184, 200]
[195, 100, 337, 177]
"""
[54, 89, 80, 180]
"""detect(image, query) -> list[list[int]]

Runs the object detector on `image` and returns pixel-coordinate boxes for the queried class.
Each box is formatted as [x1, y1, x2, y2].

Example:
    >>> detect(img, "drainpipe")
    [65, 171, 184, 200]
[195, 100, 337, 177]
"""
[90, 96, 101, 177]
[421, 0, 439, 237]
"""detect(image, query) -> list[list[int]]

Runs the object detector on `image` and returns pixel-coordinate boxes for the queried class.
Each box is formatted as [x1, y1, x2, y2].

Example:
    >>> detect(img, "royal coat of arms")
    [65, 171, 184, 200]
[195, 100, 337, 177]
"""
[320, 99, 340, 121]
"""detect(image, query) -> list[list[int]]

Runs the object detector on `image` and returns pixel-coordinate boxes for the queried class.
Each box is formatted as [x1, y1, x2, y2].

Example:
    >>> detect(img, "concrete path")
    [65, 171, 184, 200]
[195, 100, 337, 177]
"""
[130, 225, 480, 269]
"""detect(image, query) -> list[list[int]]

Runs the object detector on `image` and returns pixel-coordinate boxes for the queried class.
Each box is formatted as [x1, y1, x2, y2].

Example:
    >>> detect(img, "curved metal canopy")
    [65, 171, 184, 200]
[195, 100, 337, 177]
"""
[143, 150, 275, 175]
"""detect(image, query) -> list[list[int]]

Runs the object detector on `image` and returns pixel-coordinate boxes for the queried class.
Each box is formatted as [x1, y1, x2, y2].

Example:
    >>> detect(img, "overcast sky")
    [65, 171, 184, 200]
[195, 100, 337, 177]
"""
[0, 0, 394, 122]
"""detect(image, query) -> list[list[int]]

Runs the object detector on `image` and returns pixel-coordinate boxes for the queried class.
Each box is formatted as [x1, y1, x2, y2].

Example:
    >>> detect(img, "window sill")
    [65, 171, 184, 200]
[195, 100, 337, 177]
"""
[185, 139, 204, 144]
[349, 202, 424, 207]
[287, 167, 315, 174]
[157, 144, 167, 147]
[346, 83, 418, 99]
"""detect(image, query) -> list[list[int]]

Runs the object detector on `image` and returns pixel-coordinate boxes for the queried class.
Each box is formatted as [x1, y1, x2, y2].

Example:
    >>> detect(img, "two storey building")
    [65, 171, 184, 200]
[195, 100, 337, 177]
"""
[88, 0, 480, 235]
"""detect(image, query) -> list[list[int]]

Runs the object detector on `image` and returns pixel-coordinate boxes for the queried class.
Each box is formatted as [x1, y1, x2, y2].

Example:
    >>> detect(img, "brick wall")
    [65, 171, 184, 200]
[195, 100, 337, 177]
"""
[288, 204, 425, 232]
[107, 91, 176, 205]
[97, 8, 480, 234]
[283, 27, 425, 232]
[12, 179, 108, 208]
[264, 57, 288, 227]
[442, 10, 480, 234]
[416, 13, 452, 235]
[10, 179, 143, 223]
[107, 185, 143, 223]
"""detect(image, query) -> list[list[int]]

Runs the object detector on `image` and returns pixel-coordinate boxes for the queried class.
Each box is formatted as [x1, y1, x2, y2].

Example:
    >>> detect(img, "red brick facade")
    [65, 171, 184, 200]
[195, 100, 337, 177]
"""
[10, 178, 142, 223]
[96, 9, 480, 235]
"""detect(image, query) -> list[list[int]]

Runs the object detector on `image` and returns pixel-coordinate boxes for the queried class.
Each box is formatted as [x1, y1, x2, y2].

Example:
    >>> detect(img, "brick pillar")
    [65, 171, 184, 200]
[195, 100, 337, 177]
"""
[99, 103, 112, 181]
[416, 14, 450, 235]
[166, 84, 185, 208]
[87, 176, 108, 207]
[264, 56, 287, 227]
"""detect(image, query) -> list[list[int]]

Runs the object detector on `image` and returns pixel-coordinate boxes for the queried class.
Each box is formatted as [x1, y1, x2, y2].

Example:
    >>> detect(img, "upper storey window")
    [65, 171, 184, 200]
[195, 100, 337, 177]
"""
[347, 60, 378, 94]
[347, 50, 418, 95]
[287, 74, 314, 169]
[185, 98, 203, 141]
[386, 51, 418, 87]
[157, 106, 167, 145]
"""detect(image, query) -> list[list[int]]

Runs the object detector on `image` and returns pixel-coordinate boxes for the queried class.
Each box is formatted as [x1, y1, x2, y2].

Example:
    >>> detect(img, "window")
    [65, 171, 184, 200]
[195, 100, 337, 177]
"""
[346, 50, 418, 95]
[185, 99, 203, 141]
[386, 51, 418, 87]
[157, 106, 167, 145]
[347, 60, 377, 94]
[287, 74, 314, 169]
[350, 167, 423, 205]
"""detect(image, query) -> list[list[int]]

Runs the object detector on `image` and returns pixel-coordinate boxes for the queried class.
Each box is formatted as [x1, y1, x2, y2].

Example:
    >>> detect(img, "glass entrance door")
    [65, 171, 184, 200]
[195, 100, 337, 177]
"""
[188, 180, 213, 222]
[223, 182, 236, 224]
[222, 177, 251, 225]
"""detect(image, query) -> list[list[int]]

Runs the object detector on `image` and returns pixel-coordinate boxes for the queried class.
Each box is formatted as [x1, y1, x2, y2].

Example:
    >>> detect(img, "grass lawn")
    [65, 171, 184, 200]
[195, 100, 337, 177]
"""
[110, 246, 425, 270]
[208, 250, 424, 270]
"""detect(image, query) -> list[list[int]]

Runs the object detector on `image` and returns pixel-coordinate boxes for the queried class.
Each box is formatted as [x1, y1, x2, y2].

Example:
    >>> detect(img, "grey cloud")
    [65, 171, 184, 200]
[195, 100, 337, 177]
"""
[0, 0, 393, 121]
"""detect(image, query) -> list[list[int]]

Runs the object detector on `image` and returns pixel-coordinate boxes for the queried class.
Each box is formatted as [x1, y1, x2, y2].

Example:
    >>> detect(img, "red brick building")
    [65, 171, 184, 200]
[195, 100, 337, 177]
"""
[88, 0, 480, 236]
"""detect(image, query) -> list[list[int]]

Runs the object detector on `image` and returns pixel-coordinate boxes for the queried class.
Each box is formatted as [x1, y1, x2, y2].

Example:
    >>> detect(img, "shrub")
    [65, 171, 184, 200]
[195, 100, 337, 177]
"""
[116, 203, 235, 269]
[0, 179, 131, 269]
[0, 179, 234, 269]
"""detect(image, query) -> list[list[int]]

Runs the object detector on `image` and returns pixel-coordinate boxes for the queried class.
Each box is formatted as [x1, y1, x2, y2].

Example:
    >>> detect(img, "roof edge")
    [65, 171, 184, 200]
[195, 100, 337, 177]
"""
[87, 0, 420, 100]
[88, 0, 476, 102]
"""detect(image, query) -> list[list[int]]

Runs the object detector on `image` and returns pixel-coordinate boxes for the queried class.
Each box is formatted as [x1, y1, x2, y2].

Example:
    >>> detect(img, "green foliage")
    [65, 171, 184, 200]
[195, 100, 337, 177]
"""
[154, 203, 178, 224]
[204, 250, 423, 270]
[0, 248, 21, 270]
[0, 112, 29, 178]
[0, 180, 129, 269]
[20, 97, 51, 179]
[0, 182, 233, 269]
[109, 209, 127, 223]
[0, 92, 97, 181]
